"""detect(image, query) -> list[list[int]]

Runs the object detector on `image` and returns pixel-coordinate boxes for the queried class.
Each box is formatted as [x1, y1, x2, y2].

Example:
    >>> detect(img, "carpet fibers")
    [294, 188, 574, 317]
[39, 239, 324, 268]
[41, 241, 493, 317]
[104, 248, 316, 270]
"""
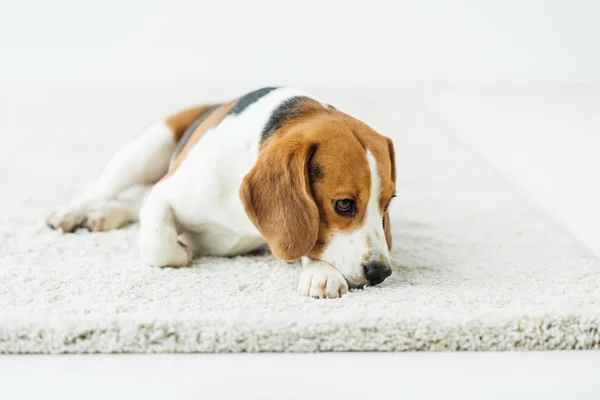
[1, 89, 599, 353]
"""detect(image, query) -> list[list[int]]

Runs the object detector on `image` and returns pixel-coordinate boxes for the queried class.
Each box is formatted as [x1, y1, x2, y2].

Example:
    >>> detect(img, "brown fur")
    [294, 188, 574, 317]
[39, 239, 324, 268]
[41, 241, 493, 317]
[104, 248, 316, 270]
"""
[239, 134, 320, 261]
[165, 100, 238, 178]
[241, 101, 397, 261]
[383, 138, 396, 250]
[308, 111, 396, 258]
[165, 105, 217, 142]
[383, 211, 392, 250]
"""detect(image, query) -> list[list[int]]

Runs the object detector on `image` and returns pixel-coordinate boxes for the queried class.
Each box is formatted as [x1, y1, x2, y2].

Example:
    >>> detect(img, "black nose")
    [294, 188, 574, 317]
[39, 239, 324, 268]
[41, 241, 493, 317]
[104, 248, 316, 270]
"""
[364, 264, 392, 286]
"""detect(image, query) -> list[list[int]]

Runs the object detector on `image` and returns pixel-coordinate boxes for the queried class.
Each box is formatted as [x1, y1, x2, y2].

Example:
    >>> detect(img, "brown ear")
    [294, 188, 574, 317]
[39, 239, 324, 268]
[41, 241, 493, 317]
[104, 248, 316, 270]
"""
[383, 211, 392, 250]
[386, 137, 396, 184]
[385, 137, 395, 251]
[239, 139, 319, 261]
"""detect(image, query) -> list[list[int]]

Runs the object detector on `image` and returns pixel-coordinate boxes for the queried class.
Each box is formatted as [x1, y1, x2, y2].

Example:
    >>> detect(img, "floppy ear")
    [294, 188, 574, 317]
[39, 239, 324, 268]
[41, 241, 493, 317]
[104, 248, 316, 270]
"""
[383, 211, 392, 250]
[239, 139, 319, 261]
[386, 137, 396, 185]
[384, 137, 396, 251]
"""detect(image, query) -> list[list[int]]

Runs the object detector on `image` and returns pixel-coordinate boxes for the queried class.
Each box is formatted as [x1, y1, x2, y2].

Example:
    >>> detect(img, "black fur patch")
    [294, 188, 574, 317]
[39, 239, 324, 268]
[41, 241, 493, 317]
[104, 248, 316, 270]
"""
[172, 104, 221, 158]
[261, 96, 311, 142]
[229, 87, 279, 115]
[309, 163, 324, 182]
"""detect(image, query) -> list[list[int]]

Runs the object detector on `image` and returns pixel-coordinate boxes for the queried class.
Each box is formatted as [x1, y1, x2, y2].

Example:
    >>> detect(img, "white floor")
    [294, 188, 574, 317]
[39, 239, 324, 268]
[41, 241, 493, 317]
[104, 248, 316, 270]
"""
[1, 351, 599, 399]
[421, 86, 600, 257]
[2, 87, 599, 399]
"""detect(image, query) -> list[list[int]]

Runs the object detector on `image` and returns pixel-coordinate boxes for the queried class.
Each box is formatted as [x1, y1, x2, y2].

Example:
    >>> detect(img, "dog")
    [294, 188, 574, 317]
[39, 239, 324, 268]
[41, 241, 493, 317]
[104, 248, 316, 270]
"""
[47, 87, 397, 298]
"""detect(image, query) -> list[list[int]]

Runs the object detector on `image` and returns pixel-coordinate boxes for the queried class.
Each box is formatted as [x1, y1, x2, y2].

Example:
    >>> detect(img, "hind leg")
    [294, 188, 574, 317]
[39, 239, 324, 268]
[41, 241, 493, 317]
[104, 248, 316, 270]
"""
[47, 121, 176, 232]
[83, 185, 152, 232]
[85, 200, 138, 232]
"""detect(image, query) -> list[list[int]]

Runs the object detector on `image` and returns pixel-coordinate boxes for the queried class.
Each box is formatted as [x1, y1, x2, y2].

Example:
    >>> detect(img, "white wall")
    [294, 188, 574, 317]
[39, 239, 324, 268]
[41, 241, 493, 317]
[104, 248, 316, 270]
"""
[1, 0, 599, 88]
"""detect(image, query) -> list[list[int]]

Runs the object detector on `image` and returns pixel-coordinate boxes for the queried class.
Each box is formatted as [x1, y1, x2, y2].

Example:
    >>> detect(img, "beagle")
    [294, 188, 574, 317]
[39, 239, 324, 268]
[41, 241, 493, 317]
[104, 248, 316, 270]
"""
[47, 87, 397, 298]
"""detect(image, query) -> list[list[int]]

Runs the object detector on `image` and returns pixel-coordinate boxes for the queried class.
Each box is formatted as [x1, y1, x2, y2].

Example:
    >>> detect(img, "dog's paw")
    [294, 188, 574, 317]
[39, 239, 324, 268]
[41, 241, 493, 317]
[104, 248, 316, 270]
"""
[297, 263, 349, 299]
[84, 210, 109, 232]
[84, 207, 126, 232]
[46, 210, 87, 233]
[140, 237, 192, 268]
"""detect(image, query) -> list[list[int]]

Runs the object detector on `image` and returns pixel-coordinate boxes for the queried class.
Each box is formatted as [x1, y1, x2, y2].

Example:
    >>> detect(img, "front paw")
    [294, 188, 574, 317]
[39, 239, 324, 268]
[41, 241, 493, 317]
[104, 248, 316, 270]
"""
[297, 263, 349, 299]
[46, 210, 86, 233]
[140, 238, 192, 268]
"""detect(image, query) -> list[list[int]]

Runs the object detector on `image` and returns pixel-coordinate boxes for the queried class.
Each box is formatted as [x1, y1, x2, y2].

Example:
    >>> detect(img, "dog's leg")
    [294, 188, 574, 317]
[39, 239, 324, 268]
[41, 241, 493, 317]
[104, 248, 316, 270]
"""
[84, 200, 139, 232]
[138, 185, 192, 268]
[297, 257, 349, 299]
[47, 121, 175, 232]
[83, 185, 152, 232]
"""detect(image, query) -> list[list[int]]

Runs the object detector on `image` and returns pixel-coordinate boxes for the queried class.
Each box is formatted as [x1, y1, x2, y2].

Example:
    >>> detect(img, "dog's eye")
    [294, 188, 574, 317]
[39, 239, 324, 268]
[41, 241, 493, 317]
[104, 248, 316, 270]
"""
[334, 199, 356, 216]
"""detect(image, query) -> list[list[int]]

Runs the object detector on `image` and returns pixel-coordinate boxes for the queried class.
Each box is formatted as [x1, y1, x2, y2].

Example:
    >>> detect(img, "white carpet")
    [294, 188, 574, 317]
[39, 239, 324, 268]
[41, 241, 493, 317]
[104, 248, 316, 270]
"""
[1, 87, 599, 353]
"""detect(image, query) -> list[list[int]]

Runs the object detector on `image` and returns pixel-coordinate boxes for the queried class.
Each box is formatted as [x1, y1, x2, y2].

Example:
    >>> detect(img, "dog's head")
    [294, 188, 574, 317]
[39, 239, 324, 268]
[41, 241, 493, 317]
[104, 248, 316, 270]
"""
[240, 108, 396, 288]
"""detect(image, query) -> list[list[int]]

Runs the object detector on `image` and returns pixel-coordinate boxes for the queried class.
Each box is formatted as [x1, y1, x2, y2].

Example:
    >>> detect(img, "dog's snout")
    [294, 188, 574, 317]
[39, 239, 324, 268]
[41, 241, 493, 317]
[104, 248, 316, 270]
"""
[363, 264, 392, 286]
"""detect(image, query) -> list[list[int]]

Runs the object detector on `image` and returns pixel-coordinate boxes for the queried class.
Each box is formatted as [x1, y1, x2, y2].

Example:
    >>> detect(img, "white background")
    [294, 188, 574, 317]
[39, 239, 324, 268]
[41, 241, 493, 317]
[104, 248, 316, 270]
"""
[1, 0, 599, 88]
[1, 1, 600, 398]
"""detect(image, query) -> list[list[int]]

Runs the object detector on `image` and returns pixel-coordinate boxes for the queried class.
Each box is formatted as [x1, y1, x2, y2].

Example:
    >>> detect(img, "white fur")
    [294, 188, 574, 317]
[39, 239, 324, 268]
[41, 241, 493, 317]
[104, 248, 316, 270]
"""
[48, 88, 388, 297]
[320, 151, 391, 287]
[47, 121, 173, 232]
[298, 257, 349, 298]
[139, 88, 310, 263]
[86, 199, 139, 231]
[139, 189, 192, 267]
